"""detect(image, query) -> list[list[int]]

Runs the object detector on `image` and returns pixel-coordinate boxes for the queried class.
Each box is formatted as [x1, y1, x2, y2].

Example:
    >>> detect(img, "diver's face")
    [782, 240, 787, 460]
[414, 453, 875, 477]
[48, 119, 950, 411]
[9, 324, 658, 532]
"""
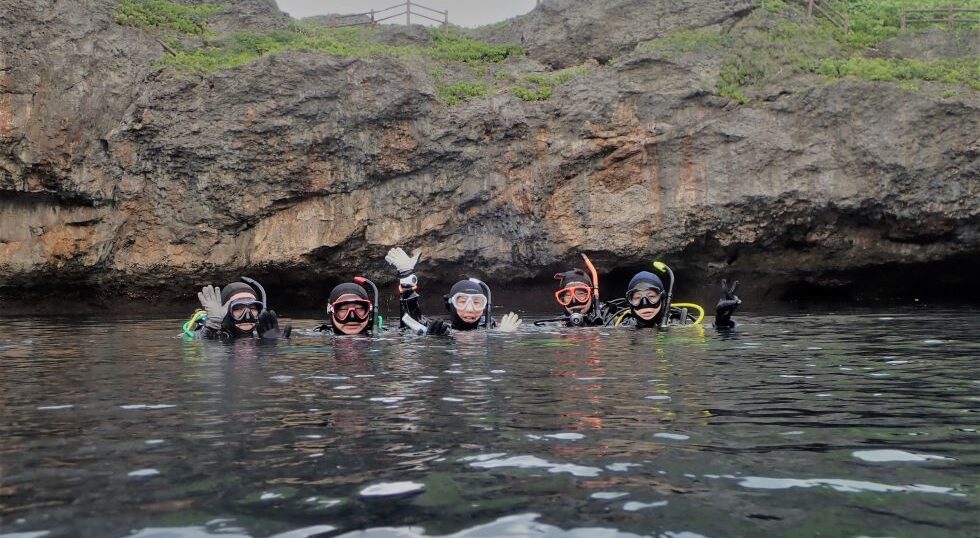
[457, 307, 484, 324]
[229, 292, 258, 332]
[332, 293, 371, 335]
[635, 303, 662, 321]
[451, 292, 487, 324]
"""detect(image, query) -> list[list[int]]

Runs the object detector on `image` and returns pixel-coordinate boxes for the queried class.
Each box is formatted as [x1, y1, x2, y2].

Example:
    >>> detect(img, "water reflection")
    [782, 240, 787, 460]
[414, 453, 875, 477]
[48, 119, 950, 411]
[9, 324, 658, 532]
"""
[0, 311, 977, 537]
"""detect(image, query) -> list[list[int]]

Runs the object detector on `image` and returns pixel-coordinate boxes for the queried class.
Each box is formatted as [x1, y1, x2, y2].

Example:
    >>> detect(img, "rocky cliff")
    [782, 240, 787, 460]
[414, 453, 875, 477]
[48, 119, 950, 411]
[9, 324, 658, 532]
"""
[1, 0, 978, 311]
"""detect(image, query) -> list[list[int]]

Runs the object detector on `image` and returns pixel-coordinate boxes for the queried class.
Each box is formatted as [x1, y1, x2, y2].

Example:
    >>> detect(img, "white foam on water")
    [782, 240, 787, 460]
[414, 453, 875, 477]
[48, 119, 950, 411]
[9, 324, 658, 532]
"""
[806, 346, 823, 350]
[359, 481, 425, 497]
[126, 529, 253, 538]
[465, 376, 494, 381]
[780, 431, 805, 436]
[442, 397, 464, 402]
[852, 450, 952, 463]
[260, 492, 284, 500]
[354, 374, 375, 378]
[414, 380, 434, 384]
[839, 367, 853, 371]
[622, 500, 668, 511]
[268, 525, 338, 538]
[922, 339, 945, 345]
[303, 435, 322, 439]
[444, 370, 464, 374]
[270, 375, 293, 383]
[816, 393, 833, 397]
[308, 453, 323, 458]
[878, 317, 895, 321]
[310, 375, 348, 380]
[127, 469, 160, 477]
[466, 454, 603, 477]
[145, 439, 165, 445]
[886, 360, 910, 365]
[590, 491, 628, 500]
[736, 476, 958, 495]
[546, 433, 585, 440]
[333, 385, 356, 390]
[645, 395, 671, 401]
[779, 375, 811, 378]
[869, 373, 890, 377]
[369, 397, 404, 404]
[120, 404, 176, 410]
[606, 463, 641, 472]
[654, 433, 690, 441]
[36, 405, 73, 410]
[490, 370, 506, 374]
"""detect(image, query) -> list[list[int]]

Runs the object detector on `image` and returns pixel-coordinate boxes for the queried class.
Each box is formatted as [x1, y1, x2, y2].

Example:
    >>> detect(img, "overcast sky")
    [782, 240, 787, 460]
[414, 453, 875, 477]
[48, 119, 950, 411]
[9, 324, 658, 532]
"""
[275, 0, 538, 27]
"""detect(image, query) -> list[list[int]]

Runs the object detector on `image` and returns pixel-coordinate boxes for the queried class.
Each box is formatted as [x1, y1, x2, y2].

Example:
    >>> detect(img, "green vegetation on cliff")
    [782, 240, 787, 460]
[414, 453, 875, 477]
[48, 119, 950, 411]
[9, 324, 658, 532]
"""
[115, 0, 223, 36]
[643, 0, 980, 103]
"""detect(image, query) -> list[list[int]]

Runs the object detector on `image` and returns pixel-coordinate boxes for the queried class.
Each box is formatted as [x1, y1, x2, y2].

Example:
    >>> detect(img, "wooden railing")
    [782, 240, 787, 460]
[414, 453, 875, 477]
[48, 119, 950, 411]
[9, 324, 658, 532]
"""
[803, 0, 849, 34]
[900, 7, 980, 30]
[321, 1, 450, 28]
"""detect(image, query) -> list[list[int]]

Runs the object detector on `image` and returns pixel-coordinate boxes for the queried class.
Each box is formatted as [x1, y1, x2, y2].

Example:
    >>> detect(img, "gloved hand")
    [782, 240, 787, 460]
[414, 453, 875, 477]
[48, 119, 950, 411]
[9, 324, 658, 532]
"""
[497, 312, 522, 333]
[385, 247, 421, 297]
[715, 279, 741, 327]
[197, 285, 228, 331]
[257, 309, 290, 339]
[426, 319, 450, 336]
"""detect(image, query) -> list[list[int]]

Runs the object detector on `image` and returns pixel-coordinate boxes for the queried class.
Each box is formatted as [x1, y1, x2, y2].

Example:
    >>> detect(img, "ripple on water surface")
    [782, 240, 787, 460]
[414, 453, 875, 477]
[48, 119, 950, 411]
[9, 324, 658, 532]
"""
[0, 312, 977, 538]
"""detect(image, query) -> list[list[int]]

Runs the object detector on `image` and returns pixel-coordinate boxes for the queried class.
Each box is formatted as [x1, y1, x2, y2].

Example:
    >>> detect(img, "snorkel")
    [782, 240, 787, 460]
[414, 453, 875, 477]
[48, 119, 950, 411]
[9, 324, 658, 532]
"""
[652, 261, 674, 328]
[468, 277, 492, 328]
[353, 276, 382, 333]
[581, 253, 600, 317]
[240, 276, 267, 312]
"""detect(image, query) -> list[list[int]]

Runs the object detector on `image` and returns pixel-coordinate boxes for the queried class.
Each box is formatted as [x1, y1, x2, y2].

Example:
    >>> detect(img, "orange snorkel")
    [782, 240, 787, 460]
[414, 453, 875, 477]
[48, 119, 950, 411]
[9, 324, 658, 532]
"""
[581, 253, 600, 299]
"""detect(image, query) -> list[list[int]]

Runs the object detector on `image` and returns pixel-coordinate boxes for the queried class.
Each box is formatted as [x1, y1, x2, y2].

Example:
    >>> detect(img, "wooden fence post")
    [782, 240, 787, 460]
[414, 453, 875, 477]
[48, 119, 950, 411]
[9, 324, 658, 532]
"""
[406, 0, 411, 25]
[444, 9, 448, 28]
[948, 6, 954, 30]
[807, 0, 814, 18]
[900, 10, 906, 30]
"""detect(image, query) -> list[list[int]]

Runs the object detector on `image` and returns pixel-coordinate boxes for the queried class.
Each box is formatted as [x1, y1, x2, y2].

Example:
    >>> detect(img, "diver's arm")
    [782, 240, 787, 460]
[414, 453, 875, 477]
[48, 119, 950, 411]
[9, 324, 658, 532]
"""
[386, 247, 443, 331]
[714, 279, 740, 330]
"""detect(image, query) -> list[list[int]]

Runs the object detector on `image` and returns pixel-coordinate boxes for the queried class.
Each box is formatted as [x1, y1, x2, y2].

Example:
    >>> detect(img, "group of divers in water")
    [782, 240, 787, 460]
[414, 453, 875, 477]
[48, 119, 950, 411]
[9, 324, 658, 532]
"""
[183, 248, 742, 340]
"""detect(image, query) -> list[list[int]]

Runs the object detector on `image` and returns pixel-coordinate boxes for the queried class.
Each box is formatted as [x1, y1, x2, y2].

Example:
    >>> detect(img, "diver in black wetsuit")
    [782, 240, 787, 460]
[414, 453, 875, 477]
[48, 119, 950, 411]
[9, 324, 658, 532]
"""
[191, 278, 290, 340]
[314, 279, 383, 336]
[541, 254, 613, 328]
[608, 265, 741, 330]
[384, 247, 522, 334]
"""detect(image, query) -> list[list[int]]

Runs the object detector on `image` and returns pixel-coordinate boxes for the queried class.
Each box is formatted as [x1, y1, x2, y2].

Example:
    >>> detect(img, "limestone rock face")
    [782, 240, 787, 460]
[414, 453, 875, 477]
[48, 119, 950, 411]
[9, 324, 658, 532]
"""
[1, 0, 978, 308]
[477, 0, 756, 67]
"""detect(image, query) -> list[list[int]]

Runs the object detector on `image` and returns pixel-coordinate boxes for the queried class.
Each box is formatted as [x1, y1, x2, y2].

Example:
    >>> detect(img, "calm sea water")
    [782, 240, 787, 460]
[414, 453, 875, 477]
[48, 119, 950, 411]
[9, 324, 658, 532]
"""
[0, 310, 977, 538]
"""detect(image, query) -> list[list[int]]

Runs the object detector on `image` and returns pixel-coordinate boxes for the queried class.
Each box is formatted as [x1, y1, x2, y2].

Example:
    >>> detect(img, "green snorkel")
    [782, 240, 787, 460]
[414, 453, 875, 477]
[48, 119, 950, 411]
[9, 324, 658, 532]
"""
[652, 261, 674, 328]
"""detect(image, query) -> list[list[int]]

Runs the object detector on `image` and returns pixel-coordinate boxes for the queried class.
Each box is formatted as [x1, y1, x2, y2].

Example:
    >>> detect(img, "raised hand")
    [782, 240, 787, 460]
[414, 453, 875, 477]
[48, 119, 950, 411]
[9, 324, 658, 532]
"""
[715, 279, 741, 328]
[197, 285, 228, 331]
[497, 312, 522, 333]
[256, 309, 283, 339]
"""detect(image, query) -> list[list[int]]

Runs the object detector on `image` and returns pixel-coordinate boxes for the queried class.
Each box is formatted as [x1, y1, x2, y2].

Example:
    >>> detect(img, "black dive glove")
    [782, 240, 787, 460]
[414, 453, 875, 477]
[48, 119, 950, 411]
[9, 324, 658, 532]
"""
[715, 279, 740, 329]
[257, 309, 291, 339]
[425, 319, 450, 336]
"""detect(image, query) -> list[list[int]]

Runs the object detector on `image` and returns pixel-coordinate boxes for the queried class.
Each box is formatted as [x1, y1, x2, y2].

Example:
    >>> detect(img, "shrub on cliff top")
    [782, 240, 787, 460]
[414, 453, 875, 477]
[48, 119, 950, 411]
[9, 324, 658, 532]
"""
[160, 24, 523, 73]
[115, 0, 223, 36]
[437, 81, 490, 105]
[836, 0, 980, 47]
[817, 56, 980, 89]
